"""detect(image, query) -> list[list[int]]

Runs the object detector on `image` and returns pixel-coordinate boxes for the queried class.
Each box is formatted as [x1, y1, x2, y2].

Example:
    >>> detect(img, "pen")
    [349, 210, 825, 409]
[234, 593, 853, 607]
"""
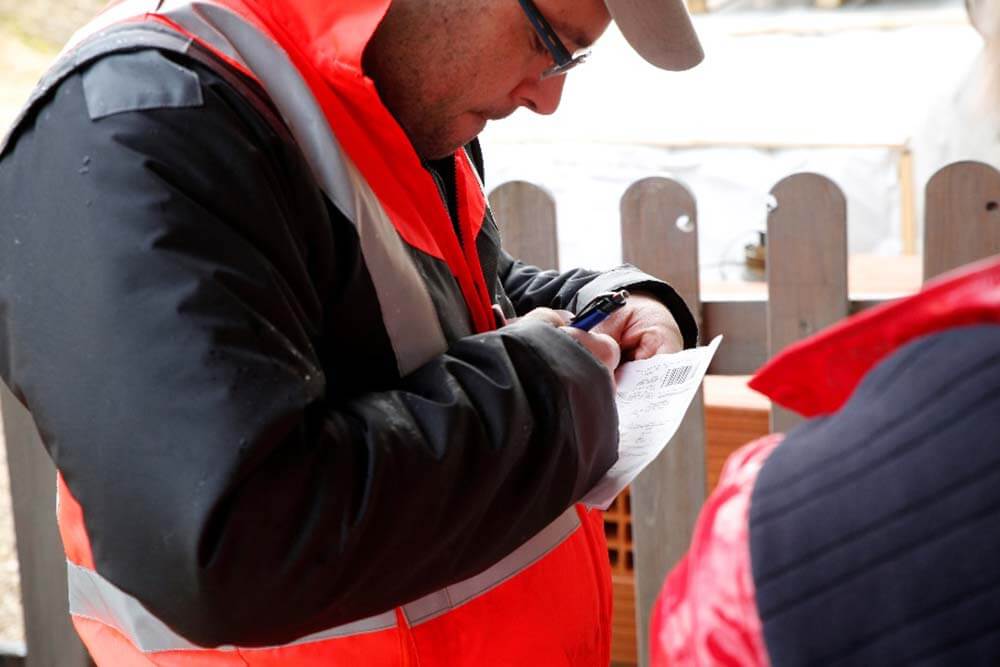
[569, 289, 630, 331]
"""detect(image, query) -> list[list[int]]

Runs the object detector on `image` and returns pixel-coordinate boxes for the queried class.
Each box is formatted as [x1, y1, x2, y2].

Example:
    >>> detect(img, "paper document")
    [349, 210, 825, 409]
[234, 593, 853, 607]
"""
[581, 335, 722, 510]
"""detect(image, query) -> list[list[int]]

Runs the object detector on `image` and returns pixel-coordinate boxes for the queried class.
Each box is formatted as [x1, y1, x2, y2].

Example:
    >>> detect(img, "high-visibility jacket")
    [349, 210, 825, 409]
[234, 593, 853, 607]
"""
[0, 0, 699, 664]
[652, 255, 1000, 666]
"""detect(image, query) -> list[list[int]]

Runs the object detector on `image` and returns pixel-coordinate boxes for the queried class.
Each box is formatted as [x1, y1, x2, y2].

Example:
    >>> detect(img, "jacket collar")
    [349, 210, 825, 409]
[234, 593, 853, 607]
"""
[205, 0, 496, 334]
[750, 256, 1000, 418]
[240, 0, 391, 71]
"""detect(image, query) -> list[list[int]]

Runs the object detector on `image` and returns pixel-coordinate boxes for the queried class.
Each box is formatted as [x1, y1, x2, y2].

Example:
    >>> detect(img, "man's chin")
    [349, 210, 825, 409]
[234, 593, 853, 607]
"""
[416, 114, 486, 160]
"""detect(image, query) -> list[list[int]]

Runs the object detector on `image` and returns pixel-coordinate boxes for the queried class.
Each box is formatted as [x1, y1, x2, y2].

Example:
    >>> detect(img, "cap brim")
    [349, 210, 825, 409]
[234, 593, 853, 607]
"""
[604, 0, 704, 71]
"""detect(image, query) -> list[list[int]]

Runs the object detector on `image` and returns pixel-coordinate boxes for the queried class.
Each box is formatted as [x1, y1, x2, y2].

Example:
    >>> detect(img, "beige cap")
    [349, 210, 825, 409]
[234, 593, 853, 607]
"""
[604, 0, 704, 71]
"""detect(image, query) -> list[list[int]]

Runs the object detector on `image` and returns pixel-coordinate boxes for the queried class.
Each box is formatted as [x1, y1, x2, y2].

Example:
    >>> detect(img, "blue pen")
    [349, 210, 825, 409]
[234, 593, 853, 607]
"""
[569, 289, 630, 331]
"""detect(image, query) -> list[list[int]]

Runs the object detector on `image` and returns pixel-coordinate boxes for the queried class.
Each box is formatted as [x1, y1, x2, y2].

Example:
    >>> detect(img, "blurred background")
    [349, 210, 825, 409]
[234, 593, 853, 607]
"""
[480, 0, 985, 289]
[0, 0, 993, 653]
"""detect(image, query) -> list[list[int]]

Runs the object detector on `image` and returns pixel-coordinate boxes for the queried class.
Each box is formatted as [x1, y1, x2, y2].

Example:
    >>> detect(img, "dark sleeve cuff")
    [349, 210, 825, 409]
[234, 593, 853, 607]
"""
[569, 265, 699, 349]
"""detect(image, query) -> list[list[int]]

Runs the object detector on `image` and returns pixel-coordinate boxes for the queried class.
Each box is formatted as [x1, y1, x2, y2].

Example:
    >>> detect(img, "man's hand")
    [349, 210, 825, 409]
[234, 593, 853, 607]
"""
[592, 291, 685, 361]
[515, 307, 573, 328]
[510, 307, 621, 375]
[560, 327, 621, 375]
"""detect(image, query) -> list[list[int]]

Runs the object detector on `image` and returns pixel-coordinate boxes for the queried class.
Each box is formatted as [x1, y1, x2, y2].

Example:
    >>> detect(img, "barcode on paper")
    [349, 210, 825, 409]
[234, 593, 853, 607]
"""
[660, 365, 693, 388]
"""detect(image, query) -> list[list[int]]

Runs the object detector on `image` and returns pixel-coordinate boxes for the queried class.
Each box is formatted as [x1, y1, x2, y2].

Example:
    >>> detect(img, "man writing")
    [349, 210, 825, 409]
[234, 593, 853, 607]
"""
[0, 0, 701, 663]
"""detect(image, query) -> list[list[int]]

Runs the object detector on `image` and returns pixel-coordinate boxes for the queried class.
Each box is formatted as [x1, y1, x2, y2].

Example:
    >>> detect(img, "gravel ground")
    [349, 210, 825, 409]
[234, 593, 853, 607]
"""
[0, 420, 23, 648]
[0, 31, 39, 646]
[0, 0, 103, 49]
[0, 21, 59, 650]
[0, 28, 55, 132]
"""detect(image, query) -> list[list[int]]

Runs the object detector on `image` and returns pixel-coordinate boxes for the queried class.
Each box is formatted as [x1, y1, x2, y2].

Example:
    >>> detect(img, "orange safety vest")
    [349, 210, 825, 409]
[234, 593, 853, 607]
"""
[46, 0, 613, 663]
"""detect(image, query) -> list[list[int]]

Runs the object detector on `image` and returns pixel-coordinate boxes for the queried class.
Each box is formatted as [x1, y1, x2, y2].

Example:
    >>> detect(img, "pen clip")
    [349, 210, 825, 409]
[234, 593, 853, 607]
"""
[571, 289, 629, 325]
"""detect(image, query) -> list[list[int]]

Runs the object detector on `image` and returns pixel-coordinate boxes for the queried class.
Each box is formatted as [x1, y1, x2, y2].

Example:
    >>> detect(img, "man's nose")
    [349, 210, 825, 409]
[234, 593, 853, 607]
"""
[513, 74, 567, 116]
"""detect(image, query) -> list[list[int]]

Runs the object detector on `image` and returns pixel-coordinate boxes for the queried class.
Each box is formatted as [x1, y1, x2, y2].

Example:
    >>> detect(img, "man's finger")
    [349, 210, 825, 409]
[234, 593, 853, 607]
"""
[518, 308, 572, 327]
[561, 328, 621, 374]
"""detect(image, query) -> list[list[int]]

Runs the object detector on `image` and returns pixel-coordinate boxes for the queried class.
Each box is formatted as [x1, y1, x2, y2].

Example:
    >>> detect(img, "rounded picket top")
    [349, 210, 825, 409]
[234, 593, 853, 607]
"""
[768, 172, 847, 222]
[619, 175, 705, 667]
[766, 172, 849, 433]
[620, 177, 699, 311]
[924, 161, 1000, 281]
[488, 180, 558, 270]
[766, 172, 848, 286]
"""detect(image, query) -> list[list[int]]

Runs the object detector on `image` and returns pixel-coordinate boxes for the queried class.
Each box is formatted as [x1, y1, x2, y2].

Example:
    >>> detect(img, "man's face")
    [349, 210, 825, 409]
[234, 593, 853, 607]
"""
[366, 0, 612, 160]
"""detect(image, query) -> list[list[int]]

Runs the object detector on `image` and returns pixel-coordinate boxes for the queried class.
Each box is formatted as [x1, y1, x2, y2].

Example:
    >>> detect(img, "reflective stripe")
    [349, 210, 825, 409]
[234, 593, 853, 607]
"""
[350, 167, 450, 374]
[402, 506, 582, 625]
[173, 1, 448, 374]
[63, 0, 448, 375]
[64, 0, 248, 72]
[158, 0, 251, 72]
[186, 2, 357, 222]
[69, 561, 210, 652]
[67, 507, 581, 652]
[68, 561, 399, 652]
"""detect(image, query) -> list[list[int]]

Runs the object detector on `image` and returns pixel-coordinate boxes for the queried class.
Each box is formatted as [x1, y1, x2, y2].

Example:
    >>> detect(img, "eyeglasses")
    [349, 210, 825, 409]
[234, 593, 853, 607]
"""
[517, 0, 590, 79]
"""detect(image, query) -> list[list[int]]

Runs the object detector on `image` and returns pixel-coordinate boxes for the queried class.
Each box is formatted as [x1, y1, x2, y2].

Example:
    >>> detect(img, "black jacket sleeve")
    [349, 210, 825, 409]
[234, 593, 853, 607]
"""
[499, 252, 699, 349]
[0, 54, 618, 647]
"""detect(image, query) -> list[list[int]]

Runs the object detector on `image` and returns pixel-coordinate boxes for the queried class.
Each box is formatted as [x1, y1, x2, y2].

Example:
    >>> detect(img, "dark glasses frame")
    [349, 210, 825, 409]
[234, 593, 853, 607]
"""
[517, 0, 591, 79]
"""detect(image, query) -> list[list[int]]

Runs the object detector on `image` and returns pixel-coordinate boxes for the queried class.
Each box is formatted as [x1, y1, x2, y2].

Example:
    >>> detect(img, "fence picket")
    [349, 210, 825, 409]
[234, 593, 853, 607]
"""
[4, 158, 996, 666]
[620, 177, 705, 667]
[0, 385, 91, 667]
[766, 174, 849, 433]
[924, 161, 1000, 281]
[487, 181, 559, 269]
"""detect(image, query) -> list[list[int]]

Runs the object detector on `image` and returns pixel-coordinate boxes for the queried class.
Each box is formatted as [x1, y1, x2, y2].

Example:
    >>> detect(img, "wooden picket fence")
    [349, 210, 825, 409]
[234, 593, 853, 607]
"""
[489, 160, 1000, 666]
[1, 161, 999, 666]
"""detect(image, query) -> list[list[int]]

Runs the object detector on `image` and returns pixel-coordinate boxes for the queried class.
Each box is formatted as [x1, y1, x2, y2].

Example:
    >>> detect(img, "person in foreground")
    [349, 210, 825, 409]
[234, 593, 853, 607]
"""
[0, 0, 705, 664]
[652, 255, 1000, 666]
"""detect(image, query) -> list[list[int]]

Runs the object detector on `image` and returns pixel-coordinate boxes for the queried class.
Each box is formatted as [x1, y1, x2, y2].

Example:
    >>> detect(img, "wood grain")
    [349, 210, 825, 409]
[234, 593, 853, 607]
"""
[924, 161, 1000, 281]
[766, 174, 849, 433]
[621, 177, 705, 667]
[488, 181, 559, 269]
[0, 385, 91, 667]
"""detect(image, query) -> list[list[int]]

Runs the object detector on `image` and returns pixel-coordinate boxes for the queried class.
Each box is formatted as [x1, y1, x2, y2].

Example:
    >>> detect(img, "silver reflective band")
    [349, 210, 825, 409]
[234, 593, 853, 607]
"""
[159, 0, 252, 72]
[402, 506, 581, 625]
[67, 560, 399, 652]
[67, 507, 582, 652]
[65, 0, 449, 375]
[63, 0, 249, 71]
[188, 0, 448, 375]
